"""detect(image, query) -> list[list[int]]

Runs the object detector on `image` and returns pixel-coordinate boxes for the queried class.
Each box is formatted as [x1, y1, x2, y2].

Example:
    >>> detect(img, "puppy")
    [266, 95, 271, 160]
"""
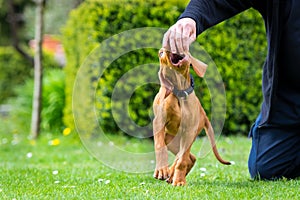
[153, 48, 230, 186]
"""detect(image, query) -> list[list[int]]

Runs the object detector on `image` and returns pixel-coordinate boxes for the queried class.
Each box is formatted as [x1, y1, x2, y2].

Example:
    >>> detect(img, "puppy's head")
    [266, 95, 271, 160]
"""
[158, 48, 190, 76]
[158, 48, 207, 90]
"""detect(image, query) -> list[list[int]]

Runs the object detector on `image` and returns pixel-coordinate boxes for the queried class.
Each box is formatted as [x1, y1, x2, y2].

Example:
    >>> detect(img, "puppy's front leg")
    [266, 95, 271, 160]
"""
[153, 128, 169, 180]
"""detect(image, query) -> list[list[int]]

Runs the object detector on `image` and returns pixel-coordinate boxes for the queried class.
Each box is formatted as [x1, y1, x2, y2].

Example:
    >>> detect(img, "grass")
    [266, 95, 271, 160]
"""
[0, 131, 299, 200]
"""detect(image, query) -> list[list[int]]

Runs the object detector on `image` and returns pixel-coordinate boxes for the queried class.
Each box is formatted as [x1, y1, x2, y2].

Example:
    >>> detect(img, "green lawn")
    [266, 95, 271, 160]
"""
[0, 132, 299, 199]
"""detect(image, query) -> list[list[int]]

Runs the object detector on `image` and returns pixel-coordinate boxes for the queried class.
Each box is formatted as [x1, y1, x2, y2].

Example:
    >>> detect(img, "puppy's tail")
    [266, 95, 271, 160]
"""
[204, 116, 231, 165]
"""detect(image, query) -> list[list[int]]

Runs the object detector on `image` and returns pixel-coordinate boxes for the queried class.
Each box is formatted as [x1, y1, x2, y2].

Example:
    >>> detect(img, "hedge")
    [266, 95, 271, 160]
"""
[199, 10, 266, 134]
[62, 0, 189, 137]
[7, 69, 65, 133]
[63, 0, 266, 136]
[0, 47, 32, 104]
[0, 46, 62, 104]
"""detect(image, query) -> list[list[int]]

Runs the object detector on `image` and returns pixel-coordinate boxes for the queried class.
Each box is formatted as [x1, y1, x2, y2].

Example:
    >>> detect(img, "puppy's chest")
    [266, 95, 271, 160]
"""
[163, 94, 200, 118]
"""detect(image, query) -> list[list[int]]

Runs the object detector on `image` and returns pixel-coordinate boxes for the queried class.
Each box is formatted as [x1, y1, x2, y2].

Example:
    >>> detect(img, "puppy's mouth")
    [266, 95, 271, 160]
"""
[170, 53, 186, 66]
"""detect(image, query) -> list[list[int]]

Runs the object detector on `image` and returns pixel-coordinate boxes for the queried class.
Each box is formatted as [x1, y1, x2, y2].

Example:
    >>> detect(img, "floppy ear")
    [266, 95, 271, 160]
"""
[154, 86, 167, 105]
[188, 53, 207, 77]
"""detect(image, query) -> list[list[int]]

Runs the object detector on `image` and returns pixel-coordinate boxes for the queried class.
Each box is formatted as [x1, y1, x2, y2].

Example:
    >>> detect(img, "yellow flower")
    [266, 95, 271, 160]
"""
[29, 140, 36, 146]
[49, 139, 60, 146]
[63, 127, 71, 136]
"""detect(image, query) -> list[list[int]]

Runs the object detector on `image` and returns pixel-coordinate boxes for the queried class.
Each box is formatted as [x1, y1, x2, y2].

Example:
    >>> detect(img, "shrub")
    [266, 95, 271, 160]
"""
[0, 46, 62, 104]
[0, 47, 32, 104]
[198, 9, 266, 134]
[63, 0, 266, 136]
[62, 0, 188, 136]
[8, 69, 65, 134]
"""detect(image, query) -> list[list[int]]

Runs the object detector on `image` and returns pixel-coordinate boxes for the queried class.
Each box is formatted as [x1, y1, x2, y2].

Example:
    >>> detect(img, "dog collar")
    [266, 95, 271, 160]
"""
[172, 86, 194, 100]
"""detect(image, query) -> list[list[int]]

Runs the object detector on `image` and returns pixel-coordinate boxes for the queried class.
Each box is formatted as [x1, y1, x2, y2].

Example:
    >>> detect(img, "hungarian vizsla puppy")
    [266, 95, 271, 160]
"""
[153, 48, 231, 186]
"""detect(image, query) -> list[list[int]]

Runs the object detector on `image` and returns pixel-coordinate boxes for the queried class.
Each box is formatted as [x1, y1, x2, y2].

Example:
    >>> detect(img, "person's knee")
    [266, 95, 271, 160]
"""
[250, 160, 300, 180]
[253, 162, 282, 180]
[248, 160, 273, 180]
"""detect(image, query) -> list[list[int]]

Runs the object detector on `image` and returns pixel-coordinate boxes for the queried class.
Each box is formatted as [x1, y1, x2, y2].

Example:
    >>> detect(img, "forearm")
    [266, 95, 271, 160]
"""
[179, 0, 253, 35]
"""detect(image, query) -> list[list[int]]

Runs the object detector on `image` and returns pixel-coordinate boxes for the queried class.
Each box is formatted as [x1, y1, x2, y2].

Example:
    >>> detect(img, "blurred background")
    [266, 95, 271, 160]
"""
[0, 0, 267, 142]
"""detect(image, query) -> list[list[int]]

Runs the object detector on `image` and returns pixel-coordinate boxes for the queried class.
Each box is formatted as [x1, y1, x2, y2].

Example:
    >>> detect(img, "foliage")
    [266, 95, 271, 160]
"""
[198, 9, 266, 134]
[7, 69, 65, 134]
[41, 69, 66, 131]
[63, 0, 266, 136]
[62, 0, 189, 136]
[0, 0, 34, 45]
[0, 46, 62, 104]
[23, 0, 84, 38]
[0, 46, 32, 103]
[0, 134, 299, 199]
[0, 0, 83, 45]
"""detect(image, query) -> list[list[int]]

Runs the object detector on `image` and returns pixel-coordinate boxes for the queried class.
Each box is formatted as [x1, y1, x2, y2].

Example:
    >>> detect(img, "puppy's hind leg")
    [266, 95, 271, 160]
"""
[165, 134, 196, 184]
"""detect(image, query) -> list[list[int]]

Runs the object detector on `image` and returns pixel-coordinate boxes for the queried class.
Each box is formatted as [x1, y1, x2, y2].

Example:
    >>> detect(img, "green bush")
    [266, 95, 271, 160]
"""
[8, 69, 65, 134]
[63, 0, 266, 136]
[0, 46, 62, 104]
[62, 0, 188, 136]
[0, 47, 32, 104]
[198, 9, 266, 134]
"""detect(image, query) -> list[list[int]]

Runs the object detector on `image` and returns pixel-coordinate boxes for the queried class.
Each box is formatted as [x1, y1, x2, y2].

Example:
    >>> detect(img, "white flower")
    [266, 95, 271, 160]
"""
[26, 152, 33, 158]
[108, 141, 114, 146]
[52, 170, 59, 175]
[1, 138, 8, 144]
[97, 142, 103, 147]
[98, 178, 104, 183]
[62, 185, 76, 188]
[200, 167, 207, 172]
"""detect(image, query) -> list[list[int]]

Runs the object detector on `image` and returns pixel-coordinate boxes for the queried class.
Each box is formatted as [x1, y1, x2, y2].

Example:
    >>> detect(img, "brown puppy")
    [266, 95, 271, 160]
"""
[153, 48, 231, 186]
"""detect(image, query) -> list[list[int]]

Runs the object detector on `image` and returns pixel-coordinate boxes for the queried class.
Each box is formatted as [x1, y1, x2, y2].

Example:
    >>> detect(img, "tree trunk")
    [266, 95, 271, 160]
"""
[31, 0, 45, 139]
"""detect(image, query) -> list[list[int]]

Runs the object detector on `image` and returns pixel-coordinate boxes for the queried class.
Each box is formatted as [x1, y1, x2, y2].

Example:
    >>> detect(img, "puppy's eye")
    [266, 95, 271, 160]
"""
[159, 51, 164, 57]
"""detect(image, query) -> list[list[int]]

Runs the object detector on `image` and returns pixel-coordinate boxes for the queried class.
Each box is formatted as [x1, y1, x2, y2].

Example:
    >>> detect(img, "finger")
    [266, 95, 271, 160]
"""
[162, 30, 171, 51]
[173, 24, 184, 54]
[182, 26, 194, 52]
[169, 29, 177, 53]
[181, 34, 189, 53]
[175, 28, 184, 54]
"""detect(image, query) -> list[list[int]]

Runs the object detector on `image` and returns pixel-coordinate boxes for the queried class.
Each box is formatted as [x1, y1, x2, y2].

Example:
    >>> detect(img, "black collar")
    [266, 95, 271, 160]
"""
[172, 86, 194, 100]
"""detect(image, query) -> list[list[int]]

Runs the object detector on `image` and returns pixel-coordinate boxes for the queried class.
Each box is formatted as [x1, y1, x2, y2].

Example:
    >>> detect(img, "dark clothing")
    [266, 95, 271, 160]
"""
[248, 113, 300, 179]
[273, 0, 300, 127]
[279, 0, 300, 88]
[179, 0, 290, 126]
[179, 0, 300, 179]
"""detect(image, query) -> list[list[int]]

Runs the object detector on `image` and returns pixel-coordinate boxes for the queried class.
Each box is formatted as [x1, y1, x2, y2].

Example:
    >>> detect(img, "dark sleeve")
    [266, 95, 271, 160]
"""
[179, 0, 254, 35]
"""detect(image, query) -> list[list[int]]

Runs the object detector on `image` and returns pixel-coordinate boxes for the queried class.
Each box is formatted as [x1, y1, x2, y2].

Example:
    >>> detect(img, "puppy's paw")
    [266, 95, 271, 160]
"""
[153, 166, 169, 180]
[166, 161, 177, 184]
[172, 171, 187, 186]
[172, 179, 186, 186]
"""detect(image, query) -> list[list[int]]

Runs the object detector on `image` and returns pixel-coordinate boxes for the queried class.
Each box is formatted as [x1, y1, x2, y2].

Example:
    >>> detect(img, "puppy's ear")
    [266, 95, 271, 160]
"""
[188, 54, 207, 77]
[154, 86, 167, 105]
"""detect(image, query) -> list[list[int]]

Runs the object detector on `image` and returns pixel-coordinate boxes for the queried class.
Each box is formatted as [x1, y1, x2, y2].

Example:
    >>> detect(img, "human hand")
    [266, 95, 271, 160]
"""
[162, 18, 197, 54]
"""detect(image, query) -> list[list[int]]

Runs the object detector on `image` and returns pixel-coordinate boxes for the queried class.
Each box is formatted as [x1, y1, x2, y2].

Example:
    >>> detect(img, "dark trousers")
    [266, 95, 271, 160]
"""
[248, 113, 300, 180]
